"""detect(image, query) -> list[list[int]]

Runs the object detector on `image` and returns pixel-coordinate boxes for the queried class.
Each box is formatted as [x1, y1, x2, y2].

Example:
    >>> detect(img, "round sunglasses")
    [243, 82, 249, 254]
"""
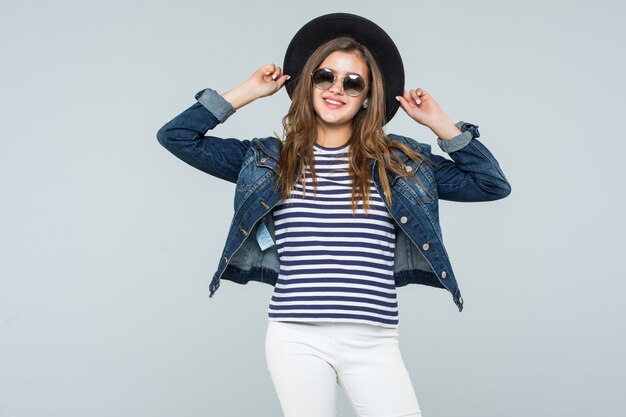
[310, 67, 368, 97]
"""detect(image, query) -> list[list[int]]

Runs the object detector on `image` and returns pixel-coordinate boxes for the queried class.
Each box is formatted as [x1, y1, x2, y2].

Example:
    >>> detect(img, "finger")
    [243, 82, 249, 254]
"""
[398, 91, 414, 108]
[406, 89, 420, 105]
[416, 88, 430, 102]
[395, 94, 413, 110]
[409, 89, 422, 105]
[271, 65, 282, 80]
[264, 63, 276, 76]
[402, 88, 413, 102]
[275, 73, 291, 88]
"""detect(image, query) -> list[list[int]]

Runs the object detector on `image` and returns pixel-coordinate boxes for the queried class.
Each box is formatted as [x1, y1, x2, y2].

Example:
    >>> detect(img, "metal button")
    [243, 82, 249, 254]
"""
[223, 256, 228, 262]
[422, 243, 429, 251]
[441, 271, 447, 279]
[405, 165, 413, 172]
[400, 216, 408, 224]
[260, 157, 268, 163]
[459, 296, 463, 304]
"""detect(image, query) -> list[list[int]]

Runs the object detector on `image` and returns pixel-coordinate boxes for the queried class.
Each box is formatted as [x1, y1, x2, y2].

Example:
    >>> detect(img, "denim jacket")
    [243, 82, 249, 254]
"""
[157, 88, 511, 312]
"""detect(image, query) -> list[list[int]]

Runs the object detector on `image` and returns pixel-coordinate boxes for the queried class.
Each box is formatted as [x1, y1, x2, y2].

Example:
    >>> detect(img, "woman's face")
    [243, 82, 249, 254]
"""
[311, 51, 369, 129]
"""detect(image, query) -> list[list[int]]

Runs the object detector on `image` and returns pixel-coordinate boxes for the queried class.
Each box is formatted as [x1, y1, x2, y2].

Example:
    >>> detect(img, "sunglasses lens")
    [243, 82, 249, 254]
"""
[311, 68, 366, 97]
[343, 75, 365, 96]
[312, 68, 335, 89]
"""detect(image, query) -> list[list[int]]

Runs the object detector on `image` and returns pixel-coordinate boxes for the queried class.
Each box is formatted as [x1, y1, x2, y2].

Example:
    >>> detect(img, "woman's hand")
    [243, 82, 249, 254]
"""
[248, 63, 290, 98]
[221, 63, 290, 110]
[395, 88, 462, 140]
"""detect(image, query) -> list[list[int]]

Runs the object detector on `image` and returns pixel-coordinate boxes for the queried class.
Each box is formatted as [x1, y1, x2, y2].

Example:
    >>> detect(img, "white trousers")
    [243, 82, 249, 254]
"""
[265, 320, 423, 417]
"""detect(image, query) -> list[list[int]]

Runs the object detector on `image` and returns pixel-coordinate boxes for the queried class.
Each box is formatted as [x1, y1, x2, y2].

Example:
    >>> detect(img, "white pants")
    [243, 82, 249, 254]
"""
[265, 320, 423, 417]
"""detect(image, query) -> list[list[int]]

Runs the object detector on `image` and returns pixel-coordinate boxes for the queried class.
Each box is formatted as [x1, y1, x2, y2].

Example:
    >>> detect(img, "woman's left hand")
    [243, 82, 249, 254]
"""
[396, 88, 450, 128]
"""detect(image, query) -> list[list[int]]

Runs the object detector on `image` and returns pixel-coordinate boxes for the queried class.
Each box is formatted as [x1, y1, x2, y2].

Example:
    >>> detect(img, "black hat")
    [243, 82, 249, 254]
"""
[283, 13, 405, 125]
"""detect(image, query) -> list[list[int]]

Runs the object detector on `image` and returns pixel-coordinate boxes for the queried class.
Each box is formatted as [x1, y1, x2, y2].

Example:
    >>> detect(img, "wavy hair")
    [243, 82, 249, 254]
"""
[276, 37, 434, 214]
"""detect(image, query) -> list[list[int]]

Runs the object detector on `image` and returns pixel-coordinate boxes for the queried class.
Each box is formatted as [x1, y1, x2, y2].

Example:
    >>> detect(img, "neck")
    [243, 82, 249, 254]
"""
[315, 121, 352, 148]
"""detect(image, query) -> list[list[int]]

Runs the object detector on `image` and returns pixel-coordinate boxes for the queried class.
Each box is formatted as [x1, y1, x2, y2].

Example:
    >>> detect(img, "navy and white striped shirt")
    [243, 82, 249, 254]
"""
[267, 142, 399, 328]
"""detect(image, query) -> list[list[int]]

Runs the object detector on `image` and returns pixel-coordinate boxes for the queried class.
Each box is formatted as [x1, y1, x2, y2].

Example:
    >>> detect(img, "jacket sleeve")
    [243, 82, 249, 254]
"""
[156, 88, 252, 184]
[426, 121, 512, 202]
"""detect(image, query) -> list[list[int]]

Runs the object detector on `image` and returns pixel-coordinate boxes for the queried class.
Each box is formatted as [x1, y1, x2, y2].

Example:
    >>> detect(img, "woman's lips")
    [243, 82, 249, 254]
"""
[323, 98, 345, 109]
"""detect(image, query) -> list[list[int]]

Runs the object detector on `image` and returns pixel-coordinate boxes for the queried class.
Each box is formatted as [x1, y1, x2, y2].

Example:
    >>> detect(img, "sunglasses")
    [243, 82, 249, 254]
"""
[310, 67, 368, 97]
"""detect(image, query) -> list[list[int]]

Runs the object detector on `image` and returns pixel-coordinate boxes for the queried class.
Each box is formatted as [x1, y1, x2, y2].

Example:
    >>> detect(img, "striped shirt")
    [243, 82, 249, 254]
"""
[267, 141, 399, 328]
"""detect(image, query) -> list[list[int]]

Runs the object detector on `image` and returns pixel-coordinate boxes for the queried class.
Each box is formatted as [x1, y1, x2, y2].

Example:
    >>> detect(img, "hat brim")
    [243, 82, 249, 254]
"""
[283, 13, 404, 125]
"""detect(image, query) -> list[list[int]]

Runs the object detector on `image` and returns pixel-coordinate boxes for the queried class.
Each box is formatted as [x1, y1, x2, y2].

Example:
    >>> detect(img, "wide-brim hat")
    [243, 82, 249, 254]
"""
[283, 12, 405, 125]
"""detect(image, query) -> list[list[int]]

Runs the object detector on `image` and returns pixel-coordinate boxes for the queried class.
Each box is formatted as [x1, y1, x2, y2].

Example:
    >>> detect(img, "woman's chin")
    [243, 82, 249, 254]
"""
[315, 113, 353, 128]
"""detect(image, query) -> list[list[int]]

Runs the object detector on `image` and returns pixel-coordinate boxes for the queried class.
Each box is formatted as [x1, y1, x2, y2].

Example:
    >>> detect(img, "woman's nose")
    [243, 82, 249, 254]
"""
[328, 78, 344, 94]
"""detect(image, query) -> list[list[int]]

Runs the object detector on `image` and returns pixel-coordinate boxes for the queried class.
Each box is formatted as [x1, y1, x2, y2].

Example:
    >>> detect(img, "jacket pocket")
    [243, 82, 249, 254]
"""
[391, 157, 435, 205]
[395, 176, 435, 205]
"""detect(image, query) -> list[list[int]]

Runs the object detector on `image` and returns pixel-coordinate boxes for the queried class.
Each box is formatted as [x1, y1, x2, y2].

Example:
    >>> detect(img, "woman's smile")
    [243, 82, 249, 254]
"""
[322, 97, 346, 109]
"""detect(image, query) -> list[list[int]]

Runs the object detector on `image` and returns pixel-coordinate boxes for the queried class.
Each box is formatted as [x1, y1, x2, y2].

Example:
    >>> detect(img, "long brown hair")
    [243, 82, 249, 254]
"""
[276, 37, 433, 214]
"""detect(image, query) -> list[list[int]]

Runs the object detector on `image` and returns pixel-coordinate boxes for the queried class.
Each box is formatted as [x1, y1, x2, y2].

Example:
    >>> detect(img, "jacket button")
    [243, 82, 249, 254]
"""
[400, 216, 408, 224]
[260, 157, 268, 163]
[405, 165, 413, 172]
[441, 271, 447, 279]
[422, 243, 429, 251]
[459, 296, 463, 304]
[223, 256, 228, 262]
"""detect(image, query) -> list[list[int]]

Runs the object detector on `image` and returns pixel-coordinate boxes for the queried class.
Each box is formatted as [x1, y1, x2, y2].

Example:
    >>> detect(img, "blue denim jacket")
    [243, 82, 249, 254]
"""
[157, 88, 511, 312]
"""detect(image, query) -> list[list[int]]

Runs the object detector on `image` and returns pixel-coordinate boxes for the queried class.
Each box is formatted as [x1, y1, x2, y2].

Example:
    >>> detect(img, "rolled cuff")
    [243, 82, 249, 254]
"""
[194, 88, 236, 123]
[437, 121, 473, 153]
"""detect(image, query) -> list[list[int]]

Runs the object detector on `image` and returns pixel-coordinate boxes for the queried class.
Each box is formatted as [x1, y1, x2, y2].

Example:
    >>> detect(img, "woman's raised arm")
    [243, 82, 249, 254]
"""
[156, 64, 290, 183]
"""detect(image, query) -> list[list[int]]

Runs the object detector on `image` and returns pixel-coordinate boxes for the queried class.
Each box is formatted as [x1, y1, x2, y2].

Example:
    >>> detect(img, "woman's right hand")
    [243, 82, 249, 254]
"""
[248, 63, 290, 98]
[221, 64, 290, 110]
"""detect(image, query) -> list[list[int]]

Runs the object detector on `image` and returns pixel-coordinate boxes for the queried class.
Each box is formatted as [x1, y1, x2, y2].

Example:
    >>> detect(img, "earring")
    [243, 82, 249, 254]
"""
[362, 102, 368, 109]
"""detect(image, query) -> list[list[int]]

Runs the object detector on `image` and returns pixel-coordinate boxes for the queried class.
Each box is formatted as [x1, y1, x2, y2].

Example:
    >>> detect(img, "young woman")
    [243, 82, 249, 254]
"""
[157, 13, 511, 417]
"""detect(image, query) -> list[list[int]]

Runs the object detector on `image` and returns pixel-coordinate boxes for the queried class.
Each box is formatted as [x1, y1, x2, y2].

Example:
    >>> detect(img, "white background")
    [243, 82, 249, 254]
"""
[1, 0, 624, 416]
